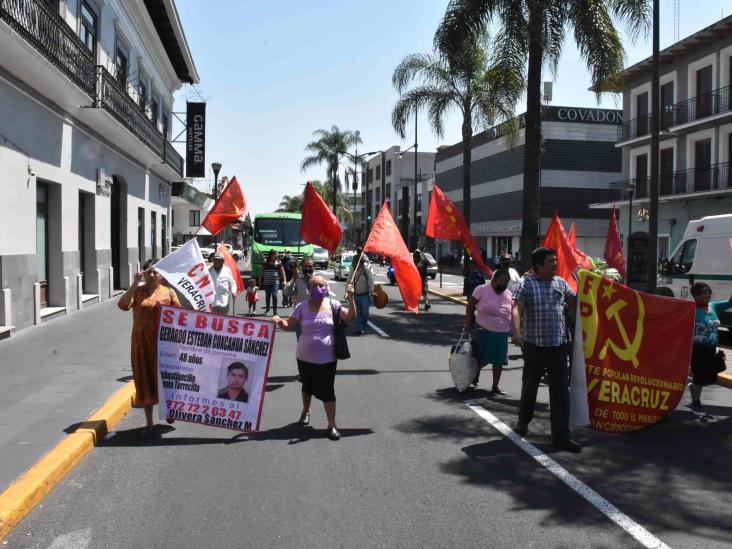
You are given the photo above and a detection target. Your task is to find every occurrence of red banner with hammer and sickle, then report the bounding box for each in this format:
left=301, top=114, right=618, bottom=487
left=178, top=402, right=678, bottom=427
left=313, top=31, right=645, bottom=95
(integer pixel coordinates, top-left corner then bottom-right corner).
left=573, top=270, right=695, bottom=432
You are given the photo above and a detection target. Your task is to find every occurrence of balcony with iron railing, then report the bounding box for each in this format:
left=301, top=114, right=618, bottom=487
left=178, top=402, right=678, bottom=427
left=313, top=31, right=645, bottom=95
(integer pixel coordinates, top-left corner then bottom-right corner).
left=0, top=0, right=96, bottom=95
left=672, top=86, right=731, bottom=127
left=0, top=0, right=184, bottom=177
left=612, top=162, right=729, bottom=202
left=617, top=109, right=674, bottom=142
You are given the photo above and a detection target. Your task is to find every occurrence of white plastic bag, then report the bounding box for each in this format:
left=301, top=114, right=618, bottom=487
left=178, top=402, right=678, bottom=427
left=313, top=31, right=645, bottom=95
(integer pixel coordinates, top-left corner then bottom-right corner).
left=449, top=331, right=478, bottom=392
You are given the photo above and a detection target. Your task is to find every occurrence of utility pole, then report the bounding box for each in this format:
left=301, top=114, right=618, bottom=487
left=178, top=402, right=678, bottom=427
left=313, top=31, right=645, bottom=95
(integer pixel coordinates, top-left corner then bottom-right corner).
left=413, top=108, right=418, bottom=250
left=646, top=0, right=660, bottom=292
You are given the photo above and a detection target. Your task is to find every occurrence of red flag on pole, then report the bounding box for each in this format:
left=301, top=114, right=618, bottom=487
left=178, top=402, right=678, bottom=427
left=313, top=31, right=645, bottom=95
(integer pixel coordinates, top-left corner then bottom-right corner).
left=566, top=221, right=592, bottom=270
left=217, top=242, right=244, bottom=296
left=604, top=207, right=627, bottom=278
left=425, top=184, right=492, bottom=276
left=300, top=181, right=342, bottom=256
left=542, top=212, right=582, bottom=292
left=568, top=223, right=577, bottom=247
left=363, top=203, right=422, bottom=313
left=202, top=176, right=247, bottom=236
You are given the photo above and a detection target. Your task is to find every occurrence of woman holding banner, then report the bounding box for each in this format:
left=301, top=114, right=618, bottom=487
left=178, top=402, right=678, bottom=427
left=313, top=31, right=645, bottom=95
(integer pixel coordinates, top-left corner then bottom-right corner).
left=688, top=283, right=732, bottom=417
left=273, top=275, right=355, bottom=441
left=118, top=259, right=181, bottom=437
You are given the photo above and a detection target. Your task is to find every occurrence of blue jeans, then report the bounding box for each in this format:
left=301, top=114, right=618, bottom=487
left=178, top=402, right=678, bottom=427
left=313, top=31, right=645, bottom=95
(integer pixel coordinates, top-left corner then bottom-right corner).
left=264, top=281, right=279, bottom=312
left=354, top=293, right=370, bottom=332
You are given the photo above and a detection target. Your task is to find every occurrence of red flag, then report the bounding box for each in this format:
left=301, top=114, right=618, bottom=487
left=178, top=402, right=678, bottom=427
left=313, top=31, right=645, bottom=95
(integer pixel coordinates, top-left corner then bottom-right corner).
left=300, top=181, right=342, bottom=256
left=363, top=204, right=422, bottom=313
left=604, top=207, right=627, bottom=278
left=568, top=223, right=576, bottom=246
left=217, top=243, right=244, bottom=296
left=425, top=184, right=492, bottom=276
left=566, top=221, right=593, bottom=270
left=542, top=212, right=582, bottom=292
left=202, top=176, right=247, bottom=236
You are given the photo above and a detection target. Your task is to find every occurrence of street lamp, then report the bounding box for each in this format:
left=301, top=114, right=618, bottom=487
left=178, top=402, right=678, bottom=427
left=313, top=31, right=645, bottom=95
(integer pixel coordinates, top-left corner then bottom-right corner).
left=337, top=147, right=379, bottom=236
left=211, top=162, right=222, bottom=248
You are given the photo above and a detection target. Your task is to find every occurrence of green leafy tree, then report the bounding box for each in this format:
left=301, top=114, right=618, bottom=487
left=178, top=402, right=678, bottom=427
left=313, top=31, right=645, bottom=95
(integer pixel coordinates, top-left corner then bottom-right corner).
left=301, top=126, right=362, bottom=215
left=434, top=0, right=650, bottom=268
left=276, top=194, right=304, bottom=213
left=391, top=33, right=520, bottom=237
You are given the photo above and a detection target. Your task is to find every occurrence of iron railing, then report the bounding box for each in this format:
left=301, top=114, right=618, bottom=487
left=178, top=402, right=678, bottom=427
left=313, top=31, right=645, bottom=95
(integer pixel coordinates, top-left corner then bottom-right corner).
left=163, top=140, right=183, bottom=176
left=611, top=163, right=730, bottom=201
left=0, top=0, right=95, bottom=95
left=618, top=110, right=675, bottom=142
left=672, top=86, right=731, bottom=126
left=94, top=66, right=165, bottom=158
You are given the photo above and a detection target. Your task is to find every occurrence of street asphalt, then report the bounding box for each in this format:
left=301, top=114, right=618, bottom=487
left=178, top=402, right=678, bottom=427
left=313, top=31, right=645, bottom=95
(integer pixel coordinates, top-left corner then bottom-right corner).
left=3, top=265, right=732, bottom=548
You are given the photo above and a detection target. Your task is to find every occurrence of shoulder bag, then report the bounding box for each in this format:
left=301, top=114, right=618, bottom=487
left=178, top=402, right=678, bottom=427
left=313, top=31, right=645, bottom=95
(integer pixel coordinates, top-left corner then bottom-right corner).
left=330, top=299, right=351, bottom=360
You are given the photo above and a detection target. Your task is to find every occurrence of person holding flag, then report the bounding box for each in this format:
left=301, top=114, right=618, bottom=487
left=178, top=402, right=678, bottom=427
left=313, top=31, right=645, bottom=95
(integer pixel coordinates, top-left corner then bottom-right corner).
left=209, top=251, right=236, bottom=315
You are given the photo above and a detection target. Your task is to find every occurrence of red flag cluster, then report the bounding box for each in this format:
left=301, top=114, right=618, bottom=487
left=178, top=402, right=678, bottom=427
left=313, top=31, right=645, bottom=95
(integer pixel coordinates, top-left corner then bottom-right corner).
left=300, top=181, right=342, bottom=256
left=604, top=207, right=627, bottom=278
left=542, top=212, right=592, bottom=293
left=202, top=176, right=247, bottom=235
left=364, top=204, right=422, bottom=313
left=425, top=185, right=492, bottom=276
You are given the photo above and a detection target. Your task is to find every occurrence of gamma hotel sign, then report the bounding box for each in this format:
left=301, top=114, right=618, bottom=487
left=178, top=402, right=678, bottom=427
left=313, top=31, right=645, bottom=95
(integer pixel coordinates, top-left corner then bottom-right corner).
left=186, top=102, right=206, bottom=178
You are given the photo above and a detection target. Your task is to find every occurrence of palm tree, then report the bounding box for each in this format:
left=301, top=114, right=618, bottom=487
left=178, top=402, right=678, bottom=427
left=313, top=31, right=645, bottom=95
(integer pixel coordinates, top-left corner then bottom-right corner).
left=310, top=179, right=353, bottom=222
left=276, top=194, right=303, bottom=213
left=434, top=0, right=650, bottom=268
left=391, top=33, right=520, bottom=242
left=301, top=126, right=362, bottom=215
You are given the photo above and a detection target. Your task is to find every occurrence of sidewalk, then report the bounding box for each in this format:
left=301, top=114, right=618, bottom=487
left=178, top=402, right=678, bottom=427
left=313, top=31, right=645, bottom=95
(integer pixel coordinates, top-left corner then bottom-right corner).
left=0, top=299, right=134, bottom=493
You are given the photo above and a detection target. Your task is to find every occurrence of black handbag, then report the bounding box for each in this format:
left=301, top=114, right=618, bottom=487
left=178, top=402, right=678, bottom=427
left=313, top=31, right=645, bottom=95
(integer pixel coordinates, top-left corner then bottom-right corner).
left=330, top=300, right=350, bottom=360
left=714, top=350, right=727, bottom=373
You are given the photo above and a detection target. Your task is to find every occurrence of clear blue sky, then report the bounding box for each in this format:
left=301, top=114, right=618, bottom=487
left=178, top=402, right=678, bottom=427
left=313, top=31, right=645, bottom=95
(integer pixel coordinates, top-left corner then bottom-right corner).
left=173, top=0, right=730, bottom=215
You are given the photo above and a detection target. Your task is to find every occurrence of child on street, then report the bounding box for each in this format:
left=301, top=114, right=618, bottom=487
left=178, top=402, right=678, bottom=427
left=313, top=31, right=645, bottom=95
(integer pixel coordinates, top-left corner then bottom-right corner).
left=246, top=279, right=259, bottom=315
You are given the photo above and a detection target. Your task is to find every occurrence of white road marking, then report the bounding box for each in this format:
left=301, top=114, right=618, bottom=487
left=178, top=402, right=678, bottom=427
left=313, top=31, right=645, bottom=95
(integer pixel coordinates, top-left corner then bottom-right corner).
left=367, top=320, right=389, bottom=338
left=464, top=402, right=672, bottom=549
left=46, top=529, right=92, bottom=549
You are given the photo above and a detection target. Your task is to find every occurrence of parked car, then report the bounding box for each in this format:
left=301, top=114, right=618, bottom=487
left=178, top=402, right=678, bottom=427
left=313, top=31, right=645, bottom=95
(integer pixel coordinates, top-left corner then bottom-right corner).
left=334, top=252, right=356, bottom=281
left=202, top=243, right=241, bottom=261
left=387, top=253, right=438, bottom=284
left=312, top=246, right=330, bottom=269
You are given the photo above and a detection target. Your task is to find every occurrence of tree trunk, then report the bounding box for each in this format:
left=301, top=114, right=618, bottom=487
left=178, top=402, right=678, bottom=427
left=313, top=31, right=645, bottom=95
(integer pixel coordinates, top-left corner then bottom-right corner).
left=331, top=164, right=338, bottom=216
left=462, top=115, right=473, bottom=263
left=519, top=0, right=545, bottom=272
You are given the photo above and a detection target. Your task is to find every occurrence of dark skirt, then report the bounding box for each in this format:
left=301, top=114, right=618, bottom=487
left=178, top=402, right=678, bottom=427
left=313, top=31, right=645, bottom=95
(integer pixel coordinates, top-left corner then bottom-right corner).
left=297, top=359, right=337, bottom=402
left=472, top=328, right=509, bottom=367
left=690, top=344, right=718, bottom=386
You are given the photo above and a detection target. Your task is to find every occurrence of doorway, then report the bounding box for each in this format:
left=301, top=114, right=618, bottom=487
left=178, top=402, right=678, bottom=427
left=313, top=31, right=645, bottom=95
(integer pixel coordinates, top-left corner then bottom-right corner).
left=150, top=211, right=157, bottom=260
left=111, top=180, right=121, bottom=288
left=696, top=65, right=713, bottom=119
left=694, top=139, right=712, bottom=191
left=138, top=208, right=145, bottom=265
left=36, top=183, right=50, bottom=307
left=660, top=148, right=674, bottom=195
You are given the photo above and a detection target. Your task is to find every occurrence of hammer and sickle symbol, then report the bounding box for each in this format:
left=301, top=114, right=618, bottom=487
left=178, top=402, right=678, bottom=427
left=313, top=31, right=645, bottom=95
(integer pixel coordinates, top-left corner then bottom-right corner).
left=598, top=293, right=645, bottom=368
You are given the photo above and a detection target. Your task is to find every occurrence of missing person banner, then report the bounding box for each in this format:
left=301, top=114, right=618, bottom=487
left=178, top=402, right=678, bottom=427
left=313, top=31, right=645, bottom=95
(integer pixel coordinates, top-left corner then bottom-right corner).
left=570, top=270, right=695, bottom=433
left=155, top=239, right=215, bottom=312
left=156, top=306, right=276, bottom=432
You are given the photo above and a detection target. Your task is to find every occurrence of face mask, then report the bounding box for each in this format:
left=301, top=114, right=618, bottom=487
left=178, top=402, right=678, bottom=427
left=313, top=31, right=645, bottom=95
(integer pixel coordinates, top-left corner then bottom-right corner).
left=310, top=286, right=328, bottom=300
left=493, top=284, right=508, bottom=294
left=303, top=268, right=314, bottom=276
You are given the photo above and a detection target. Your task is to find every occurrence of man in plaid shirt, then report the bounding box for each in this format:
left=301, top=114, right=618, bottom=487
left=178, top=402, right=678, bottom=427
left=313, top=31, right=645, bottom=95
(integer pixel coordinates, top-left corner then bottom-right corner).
left=511, top=247, right=581, bottom=453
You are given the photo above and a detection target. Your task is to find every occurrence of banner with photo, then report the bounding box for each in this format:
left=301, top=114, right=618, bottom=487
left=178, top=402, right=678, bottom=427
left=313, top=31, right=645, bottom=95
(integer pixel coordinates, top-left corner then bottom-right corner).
left=156, top=305, right=276, bottom=432
left=570, top=270, right=695, bottom=432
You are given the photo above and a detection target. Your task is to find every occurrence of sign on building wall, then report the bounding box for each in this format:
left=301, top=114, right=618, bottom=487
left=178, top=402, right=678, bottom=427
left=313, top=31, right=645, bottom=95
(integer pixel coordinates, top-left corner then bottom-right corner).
left=186, top=102, right=206, bottom=178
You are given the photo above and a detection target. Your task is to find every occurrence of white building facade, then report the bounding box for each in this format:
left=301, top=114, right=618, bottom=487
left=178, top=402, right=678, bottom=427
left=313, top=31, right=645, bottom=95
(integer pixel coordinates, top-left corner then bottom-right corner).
left=0, top=0, right=198, bottom=333
left=591, top=15, right=732, bottom=285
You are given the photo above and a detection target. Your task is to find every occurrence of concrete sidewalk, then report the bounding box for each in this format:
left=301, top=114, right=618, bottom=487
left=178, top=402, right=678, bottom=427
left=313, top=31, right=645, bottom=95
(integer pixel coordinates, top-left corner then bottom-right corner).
left=0, top=299, right=134, bottom=493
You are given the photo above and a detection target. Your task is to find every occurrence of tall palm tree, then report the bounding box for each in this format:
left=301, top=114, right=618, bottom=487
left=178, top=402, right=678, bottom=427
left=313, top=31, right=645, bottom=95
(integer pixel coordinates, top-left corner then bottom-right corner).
left=434, top=0, right=650, bottom=268
left=276, top=194, right=303, bottom=213
left=391, top=33, right=520, bottom=241
left=301, top=126, right=362, bottom=215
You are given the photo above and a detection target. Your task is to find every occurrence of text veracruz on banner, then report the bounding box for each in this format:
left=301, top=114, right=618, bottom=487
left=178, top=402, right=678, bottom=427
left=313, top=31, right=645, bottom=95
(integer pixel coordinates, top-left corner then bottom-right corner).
left=571, top=270, right=695, bottom=433
left=156, top=306, right=276, bottom=432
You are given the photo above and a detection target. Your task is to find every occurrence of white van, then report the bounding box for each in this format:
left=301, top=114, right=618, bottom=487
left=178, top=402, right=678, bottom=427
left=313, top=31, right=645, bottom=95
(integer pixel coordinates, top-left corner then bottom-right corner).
left=658, top=213, right=732, bottom=327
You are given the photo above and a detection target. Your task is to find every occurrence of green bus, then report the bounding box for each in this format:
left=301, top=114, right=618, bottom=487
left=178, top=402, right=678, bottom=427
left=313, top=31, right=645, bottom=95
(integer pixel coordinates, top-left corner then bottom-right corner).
left=251, top=212, right=314, bottom=279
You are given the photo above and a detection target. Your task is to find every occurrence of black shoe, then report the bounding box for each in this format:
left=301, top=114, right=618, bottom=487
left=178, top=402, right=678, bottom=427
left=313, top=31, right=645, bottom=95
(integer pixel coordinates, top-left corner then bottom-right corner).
left=166, top=418, right=176, bottom=424
left=328, top=427, right=341, bottom=441
left=298, top=412, right=310, bottom=426
left=491, top=385, right=507, bottom=396
left=514, top=423, right=528, bottom=436
left=552, top=438, right=582, bottom=453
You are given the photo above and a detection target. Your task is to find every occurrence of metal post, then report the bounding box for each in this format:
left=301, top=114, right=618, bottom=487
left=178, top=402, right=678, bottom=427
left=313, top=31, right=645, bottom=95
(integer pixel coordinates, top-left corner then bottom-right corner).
left=646, top=0, right=660, bottom=292
left=413, top=107, right=418, bottom=250
left=627, top=187, right=633, bottom=284
left=381, top=151, right=386, bottom=215
left=211, top=162, right=222, bottom=250
left=413, top=168, right=419, bottom=249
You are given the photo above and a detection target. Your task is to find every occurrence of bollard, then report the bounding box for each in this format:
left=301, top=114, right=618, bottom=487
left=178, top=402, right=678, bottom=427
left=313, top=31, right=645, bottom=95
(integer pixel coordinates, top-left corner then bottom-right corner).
left=33, top=282, right=41, bottom=325
left=439, top=265, right=443, bottom=289
left=63, top=276, right=70, bottom=315
left=76, top=273, right=83, bottom=310
left=96, top=269, right=102, bottom=302
left=108, top=266, right=114, bottom=298
left=1, top=288, right=11, bottom=327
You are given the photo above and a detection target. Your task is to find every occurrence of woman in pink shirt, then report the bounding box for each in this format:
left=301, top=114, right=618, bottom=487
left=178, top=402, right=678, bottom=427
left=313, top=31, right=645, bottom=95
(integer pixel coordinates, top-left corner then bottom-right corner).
left=273, top=275, right=355, bottom=440
left=464, top=268, right=519, bottom=395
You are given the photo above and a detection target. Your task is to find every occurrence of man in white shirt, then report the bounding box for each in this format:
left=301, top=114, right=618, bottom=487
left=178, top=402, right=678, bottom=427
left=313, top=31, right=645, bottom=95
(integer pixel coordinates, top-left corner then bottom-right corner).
left=209, top=252, right=235, bottom=315
left=496, top=253, right=521, bottom=294
left=349, top=248, right=374, bottom=335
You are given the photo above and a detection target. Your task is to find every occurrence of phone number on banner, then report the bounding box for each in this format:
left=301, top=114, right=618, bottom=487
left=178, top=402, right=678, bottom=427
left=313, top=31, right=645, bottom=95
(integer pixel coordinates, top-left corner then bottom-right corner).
left=166, top=400, right=251, bottom=430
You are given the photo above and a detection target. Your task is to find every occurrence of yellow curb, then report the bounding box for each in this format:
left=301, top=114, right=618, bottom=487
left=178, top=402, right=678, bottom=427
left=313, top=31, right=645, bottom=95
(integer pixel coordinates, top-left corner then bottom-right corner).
left=0, top=382, right=135, bottom=540
left=718, top=371, right=732, bottom=390
left=428, top=287, right=468, bottom=306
